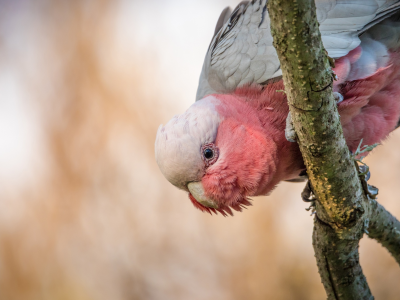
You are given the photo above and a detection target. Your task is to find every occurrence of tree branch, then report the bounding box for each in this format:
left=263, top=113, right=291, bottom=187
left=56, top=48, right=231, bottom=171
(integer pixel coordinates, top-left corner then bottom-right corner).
left=266, top=0, right=400, bottom=297
left=368, top=200, right=400, bottom=264
left=313, top=218, right=371, bottom=299
left=267, top=0, right=373, bottom=298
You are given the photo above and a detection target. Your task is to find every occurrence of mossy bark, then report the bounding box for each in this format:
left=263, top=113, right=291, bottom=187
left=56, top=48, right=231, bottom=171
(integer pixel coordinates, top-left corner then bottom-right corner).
left=267, top=0, right=374, bottom=299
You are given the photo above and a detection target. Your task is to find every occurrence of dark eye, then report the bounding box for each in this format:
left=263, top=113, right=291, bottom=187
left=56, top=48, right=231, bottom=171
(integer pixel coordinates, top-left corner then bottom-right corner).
left=203, top=148, right=214, bottom=159
left=201, top=143, right=219, bottom=166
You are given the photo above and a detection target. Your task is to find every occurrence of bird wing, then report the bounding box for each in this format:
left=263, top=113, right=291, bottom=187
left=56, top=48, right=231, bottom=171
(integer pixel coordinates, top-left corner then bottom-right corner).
left=196, top=0, right=400, bottom=100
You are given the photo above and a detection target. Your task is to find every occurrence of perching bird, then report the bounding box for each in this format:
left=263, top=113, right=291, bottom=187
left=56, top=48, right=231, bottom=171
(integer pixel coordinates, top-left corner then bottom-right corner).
left=155, top=0, right=400, bottom=216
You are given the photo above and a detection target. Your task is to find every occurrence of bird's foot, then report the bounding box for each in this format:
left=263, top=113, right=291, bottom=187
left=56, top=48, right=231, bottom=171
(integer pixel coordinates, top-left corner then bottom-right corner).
left=352, top=139, right=379, bottom=199
left=302, top=179, right=317, bottom=215
left=285, top=111, right=297, bottom=142
left=357, top=162, right=379, bottom=200
left=303, top=180, right=317, bottom=216
left=333, top=92, right=344, bottom=104
left=302, top=180, right=316, bottom=202
left=306, top=202, right=316, bottom=216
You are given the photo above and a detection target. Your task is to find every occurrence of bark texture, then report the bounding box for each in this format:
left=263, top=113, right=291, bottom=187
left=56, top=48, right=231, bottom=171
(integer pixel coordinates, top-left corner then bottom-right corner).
left=267, top=0, right=372, bottom=298
left=368, top=200, right=400, bottom=264
left=313, top=218, right=371, bottom=300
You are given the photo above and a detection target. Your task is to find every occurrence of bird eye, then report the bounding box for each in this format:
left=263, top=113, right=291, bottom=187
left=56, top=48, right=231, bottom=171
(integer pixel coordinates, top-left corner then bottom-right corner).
left=201, top=143, right=219, bottom=166
left=203, top=148, right=214, bottom=159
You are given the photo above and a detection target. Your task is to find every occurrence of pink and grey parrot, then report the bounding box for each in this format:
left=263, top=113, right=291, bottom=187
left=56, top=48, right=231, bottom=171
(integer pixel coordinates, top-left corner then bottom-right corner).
left=155, top=0, right=400, bottom=216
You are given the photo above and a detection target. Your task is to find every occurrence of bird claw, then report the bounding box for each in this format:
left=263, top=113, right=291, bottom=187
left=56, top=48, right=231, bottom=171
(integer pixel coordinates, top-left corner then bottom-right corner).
left=285, top=111, right=297, bottom=142
left=302, top=180, right=316, bottom=202
left=353, top=140, right=379, bottom=200
left=358, top=164, right=370, bottom=181
left=357, top=163, right=379, bottom=200
left=303, top=180, right=317, bottom=215
left=333, top=92, right=344, bottom=104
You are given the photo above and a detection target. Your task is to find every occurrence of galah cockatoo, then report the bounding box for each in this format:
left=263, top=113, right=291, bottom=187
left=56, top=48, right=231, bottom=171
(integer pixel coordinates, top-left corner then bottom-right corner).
left=155, top=0, right=400, bottom=216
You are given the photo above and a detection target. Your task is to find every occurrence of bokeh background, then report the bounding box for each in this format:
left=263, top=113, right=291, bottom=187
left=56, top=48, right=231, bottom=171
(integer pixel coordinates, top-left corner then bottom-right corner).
left=0, top=0, right=399, bottom=299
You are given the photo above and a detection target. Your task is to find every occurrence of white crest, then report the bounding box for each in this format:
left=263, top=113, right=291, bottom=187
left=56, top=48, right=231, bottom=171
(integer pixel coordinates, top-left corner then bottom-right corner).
left=155, top=96, right=221, bottom=190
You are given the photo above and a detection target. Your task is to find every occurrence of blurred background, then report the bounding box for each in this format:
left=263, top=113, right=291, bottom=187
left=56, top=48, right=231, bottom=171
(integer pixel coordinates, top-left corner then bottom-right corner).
left=0, top=0, right=399, bottom=299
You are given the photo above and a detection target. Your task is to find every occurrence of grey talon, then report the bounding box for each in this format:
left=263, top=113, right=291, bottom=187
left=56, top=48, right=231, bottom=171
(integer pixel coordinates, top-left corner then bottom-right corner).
left=285, top=111, right=297, bottom=142
left=302, top=180, right=316, bottom=202
left=333, top=92, right=344, bottom=104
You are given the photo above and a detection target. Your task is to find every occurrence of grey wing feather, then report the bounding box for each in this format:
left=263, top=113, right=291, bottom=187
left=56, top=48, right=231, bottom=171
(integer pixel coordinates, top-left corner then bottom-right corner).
left=196, top=0, right=400, bottom=101
left=196, top=0, right=278, bottom=100
left=213, top=7, right=233, bottom=38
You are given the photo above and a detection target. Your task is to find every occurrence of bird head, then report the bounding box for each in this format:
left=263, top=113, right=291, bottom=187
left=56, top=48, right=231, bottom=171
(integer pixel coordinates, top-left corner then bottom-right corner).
left=155, top=95, right=278, bottom=216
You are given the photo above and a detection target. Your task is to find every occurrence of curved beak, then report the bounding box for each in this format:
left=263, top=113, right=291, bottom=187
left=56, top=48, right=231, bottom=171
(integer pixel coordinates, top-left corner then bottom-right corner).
left=187, top=182, right=218, bottom=209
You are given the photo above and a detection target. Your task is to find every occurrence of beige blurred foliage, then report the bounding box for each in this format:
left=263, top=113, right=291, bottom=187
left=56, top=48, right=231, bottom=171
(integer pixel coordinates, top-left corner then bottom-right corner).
left=0, top=1, right=399, bottom=300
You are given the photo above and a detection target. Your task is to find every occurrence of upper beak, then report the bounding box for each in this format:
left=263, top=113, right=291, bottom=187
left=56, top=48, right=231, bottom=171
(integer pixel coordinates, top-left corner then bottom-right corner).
left=187, top=182, right=218, bottom=209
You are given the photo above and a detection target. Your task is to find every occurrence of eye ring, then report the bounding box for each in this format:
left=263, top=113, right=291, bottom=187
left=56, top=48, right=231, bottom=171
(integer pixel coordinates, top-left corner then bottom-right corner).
left=201, top=143, right=219, bottom=167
